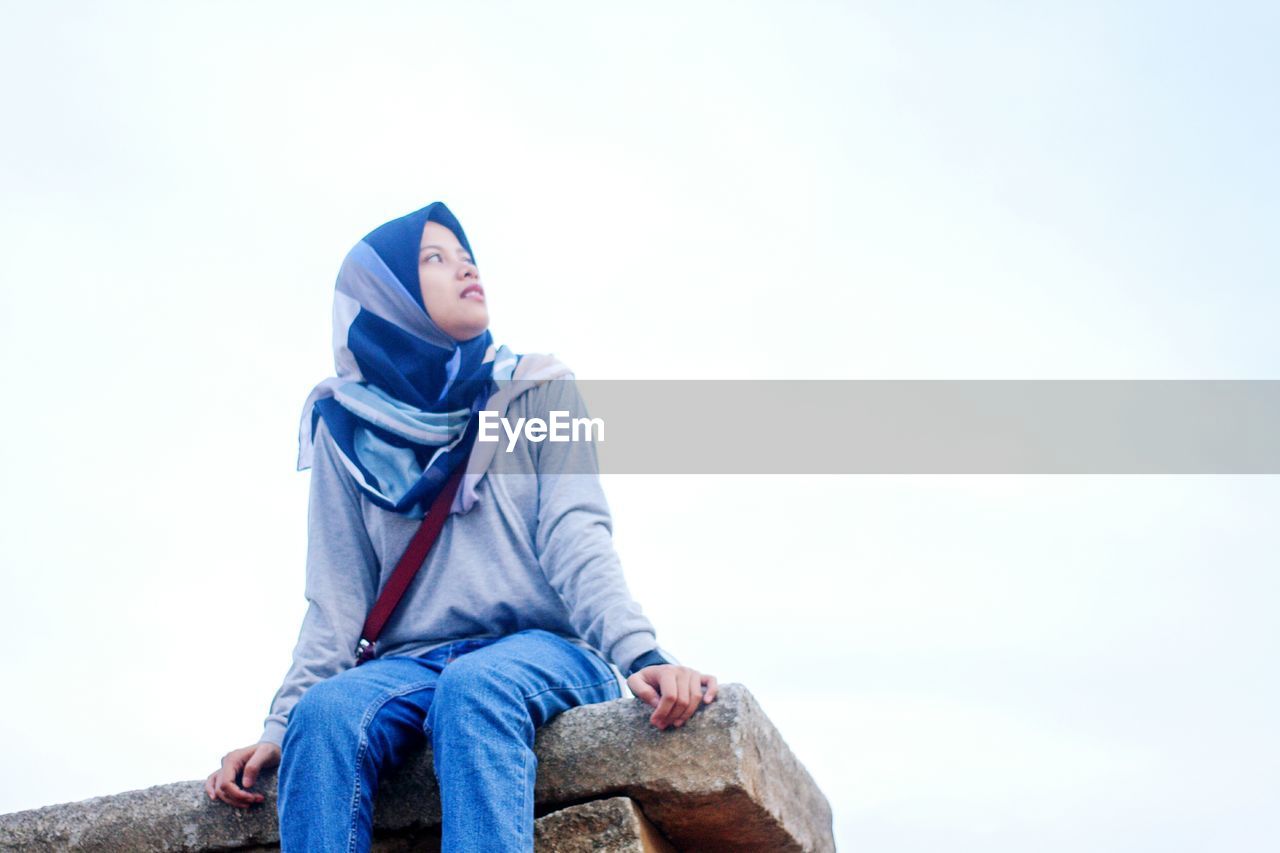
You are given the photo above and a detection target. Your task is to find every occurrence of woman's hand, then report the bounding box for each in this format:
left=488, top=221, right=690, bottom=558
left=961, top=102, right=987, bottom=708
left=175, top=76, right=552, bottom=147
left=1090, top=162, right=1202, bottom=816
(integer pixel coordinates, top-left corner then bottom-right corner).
left=205, top=742, right=281, bottom=809
left=626, top=664, right=718, bottom=730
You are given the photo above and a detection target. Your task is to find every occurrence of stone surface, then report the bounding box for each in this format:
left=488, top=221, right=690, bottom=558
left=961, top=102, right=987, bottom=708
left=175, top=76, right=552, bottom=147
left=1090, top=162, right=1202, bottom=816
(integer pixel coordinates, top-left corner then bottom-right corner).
left=533, top=797, right=677, bottom=853
left=236, top=797, right=675, bottom=852
left=0, top=682, right=834, bottom=852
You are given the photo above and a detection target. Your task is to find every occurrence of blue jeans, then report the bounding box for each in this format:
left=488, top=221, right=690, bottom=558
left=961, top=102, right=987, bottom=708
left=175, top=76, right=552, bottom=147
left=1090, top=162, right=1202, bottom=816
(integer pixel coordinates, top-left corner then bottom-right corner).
left=277, top=628, right=624, bottom=852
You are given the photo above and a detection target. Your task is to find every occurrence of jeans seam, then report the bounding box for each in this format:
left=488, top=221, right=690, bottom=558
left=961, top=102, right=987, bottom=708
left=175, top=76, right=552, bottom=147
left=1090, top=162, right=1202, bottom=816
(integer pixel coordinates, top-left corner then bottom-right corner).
left=521, top=676, right=619, bottom=702
left=348, top=735, right=365, bottom=853
left=346, top=679, right=441, bottom=853
left=518, top=746, right=529, bottom=850
left=580, top=649, right=615, bottom=684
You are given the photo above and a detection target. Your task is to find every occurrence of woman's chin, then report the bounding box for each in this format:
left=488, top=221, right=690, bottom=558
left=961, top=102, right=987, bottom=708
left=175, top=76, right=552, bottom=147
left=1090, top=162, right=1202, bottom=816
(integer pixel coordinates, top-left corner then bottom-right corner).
left=451, top=322, right=490, bottom=343
left=439, top=305, right=490, bottom=342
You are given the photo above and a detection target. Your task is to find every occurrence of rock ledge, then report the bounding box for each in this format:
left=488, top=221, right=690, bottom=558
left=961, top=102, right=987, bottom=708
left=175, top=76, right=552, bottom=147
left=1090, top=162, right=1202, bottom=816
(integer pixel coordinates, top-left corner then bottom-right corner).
left=0, top=683, right=833, bottom=852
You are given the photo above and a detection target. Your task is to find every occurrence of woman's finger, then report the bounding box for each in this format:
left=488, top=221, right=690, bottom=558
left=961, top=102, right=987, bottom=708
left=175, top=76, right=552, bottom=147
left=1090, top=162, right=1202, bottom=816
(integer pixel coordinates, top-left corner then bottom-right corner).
left=688, top=670, right=707, bottom=723
left=685, top=671, right=704, bottom=723
left=673, top=669, right=694, bottom=726
left=212, top=768, right=228, bottom=803
left=702, top=674, right=718, bottom=703
left=243, top=749, right=266, bottom=793
left=217, top=753, right=256, bottom=808
left=217, top=777, right=254, bottom=808
left=666, top=668, right=688, bottom=727
left=651, top=667, right=679, bottom=728
left=628, top=671, right=660, bottom=707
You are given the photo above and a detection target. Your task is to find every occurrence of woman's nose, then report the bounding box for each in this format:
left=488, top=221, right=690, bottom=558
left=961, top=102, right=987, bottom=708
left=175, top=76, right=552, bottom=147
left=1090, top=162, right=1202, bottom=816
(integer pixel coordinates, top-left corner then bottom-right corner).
left=459, top=261, right=478, bottom=278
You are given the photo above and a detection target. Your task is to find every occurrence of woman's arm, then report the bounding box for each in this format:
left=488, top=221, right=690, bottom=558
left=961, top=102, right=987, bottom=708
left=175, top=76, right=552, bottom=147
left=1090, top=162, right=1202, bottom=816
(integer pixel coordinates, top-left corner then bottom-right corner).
left=209, top=418, right=379, bottom=808
left=530, top=376, right=716, bottom=728
left=259, top=417, right=380, bottom=748
left=530, top=377, right=680, bottom=676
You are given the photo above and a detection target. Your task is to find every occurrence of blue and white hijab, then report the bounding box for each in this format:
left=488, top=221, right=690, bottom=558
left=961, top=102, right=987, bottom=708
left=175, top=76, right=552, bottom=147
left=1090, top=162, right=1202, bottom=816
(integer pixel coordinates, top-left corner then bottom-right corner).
left=297, top=201, right=571, bottom=518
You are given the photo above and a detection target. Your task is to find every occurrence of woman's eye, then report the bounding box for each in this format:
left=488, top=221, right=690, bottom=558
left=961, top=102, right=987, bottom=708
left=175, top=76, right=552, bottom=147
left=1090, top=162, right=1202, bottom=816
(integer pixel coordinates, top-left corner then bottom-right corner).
left=422, top=252, right=473, bottom=265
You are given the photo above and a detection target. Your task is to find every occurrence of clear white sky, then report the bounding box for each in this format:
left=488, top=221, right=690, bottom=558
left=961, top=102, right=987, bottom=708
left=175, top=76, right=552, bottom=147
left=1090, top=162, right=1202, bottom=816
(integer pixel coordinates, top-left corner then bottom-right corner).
left=2, top=2, right=1278, bottom=850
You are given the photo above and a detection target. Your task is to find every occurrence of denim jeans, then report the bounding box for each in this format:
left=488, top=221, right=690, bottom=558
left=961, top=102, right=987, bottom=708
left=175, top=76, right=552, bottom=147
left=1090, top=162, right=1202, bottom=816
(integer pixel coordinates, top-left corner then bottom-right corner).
left=277, top=628, right=624, bottom=852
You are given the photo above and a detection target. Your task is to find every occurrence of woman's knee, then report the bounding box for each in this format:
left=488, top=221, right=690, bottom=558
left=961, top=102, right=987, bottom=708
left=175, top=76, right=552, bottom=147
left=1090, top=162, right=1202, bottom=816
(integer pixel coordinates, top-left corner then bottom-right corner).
left=435, top=654, right=523, bottom=705
left=428, top=656, right=529, bottom=736
left=286, top=673, right=367, bottom=738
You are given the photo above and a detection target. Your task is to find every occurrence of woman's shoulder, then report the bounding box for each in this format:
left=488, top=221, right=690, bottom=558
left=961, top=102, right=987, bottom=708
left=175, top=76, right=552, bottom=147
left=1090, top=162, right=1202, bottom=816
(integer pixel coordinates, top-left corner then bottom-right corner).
left=311, top=414, right=340, bottom=459
left=512, top=354, right=587, bottom=412
left=308, top=415, right=363, bottom=495
left=507, top=352, right=578, bottom=411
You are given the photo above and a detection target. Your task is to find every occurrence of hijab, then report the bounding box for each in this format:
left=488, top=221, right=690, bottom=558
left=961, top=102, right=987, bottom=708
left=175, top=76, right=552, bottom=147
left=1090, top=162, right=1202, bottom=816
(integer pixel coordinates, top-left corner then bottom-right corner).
left=296, top=201, right=571, bottom=518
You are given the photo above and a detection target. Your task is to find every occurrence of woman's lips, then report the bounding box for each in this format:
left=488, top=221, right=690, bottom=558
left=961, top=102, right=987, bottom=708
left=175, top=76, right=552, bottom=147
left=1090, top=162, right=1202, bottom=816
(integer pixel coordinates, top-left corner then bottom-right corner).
left=460, top=284, right=485, bottom=301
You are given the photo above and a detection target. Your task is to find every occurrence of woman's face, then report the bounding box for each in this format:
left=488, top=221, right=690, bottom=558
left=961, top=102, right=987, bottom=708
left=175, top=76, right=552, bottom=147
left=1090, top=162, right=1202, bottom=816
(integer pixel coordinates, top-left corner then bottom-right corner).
left=418, top=220, right=488, bottom=341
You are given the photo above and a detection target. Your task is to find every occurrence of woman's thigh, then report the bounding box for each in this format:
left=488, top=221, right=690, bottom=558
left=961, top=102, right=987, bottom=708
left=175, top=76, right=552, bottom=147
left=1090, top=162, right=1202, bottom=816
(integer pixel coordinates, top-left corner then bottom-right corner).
left=428, top=629, right=622, bottom=732
left=284, top=655, right=444, bottom=768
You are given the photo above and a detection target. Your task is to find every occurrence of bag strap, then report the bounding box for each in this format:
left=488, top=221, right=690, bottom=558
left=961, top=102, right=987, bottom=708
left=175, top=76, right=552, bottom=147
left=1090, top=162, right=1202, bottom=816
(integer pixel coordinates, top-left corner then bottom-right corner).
left=354, top=456, right=469, bottom=666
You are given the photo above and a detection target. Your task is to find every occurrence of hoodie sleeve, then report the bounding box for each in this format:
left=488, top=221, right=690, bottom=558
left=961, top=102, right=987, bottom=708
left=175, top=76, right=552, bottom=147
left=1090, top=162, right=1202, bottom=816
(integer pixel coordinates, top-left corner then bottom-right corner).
left=259, top=417, right=380, bottom=748
left=531, top=377, right=680, bottom=677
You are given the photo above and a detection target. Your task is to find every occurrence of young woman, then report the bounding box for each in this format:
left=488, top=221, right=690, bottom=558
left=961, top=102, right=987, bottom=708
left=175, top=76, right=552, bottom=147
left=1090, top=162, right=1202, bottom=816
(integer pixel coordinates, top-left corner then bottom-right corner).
left=204, top=201, right=717, bottom=852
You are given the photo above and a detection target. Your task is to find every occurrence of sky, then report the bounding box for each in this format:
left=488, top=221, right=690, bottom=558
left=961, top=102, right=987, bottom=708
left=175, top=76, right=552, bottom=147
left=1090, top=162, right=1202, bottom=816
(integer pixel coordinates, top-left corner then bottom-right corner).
left=1, top=2, right=1278, bottom=850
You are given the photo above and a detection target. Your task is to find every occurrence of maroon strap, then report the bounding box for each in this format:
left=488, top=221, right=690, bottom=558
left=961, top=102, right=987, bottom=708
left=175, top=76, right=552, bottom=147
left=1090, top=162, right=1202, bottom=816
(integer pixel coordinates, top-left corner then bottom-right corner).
left=354, top=457, right=469, bottom=666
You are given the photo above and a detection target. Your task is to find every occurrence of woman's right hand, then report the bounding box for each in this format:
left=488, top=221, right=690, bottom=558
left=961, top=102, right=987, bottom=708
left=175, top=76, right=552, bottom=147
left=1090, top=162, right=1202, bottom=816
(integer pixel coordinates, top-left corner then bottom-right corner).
left=205, top=742, right=281, bottom=808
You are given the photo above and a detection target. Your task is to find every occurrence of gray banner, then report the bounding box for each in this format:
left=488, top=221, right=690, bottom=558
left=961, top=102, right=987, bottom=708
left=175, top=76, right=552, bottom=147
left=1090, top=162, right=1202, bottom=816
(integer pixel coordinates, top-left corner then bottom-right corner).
left=480, top=380, right=1280, bottom=474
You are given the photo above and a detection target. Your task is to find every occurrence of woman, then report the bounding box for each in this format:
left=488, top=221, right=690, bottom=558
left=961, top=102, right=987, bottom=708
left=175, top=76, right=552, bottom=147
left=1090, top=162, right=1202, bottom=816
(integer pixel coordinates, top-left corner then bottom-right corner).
left=204, top=201, right=717, bottom=852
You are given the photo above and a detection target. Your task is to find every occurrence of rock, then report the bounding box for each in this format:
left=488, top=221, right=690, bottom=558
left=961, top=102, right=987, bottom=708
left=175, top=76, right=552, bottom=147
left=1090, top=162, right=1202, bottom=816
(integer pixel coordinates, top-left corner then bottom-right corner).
left=0, top=683, right=833, bottom=851
left=235, top=796, right=676, bottom=852
left=533, top=797, right=677, bottom=853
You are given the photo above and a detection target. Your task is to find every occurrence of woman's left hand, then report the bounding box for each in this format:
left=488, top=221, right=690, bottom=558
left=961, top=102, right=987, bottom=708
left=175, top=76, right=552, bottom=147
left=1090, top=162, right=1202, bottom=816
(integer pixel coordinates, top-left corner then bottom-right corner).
left=626, top=664, right=718, bottom=730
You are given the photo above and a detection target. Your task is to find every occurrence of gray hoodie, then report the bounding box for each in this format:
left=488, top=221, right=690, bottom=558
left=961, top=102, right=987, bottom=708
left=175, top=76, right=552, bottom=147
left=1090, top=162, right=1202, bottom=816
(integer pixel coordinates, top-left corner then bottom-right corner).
left=260, top=376, right=677, bottom=747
